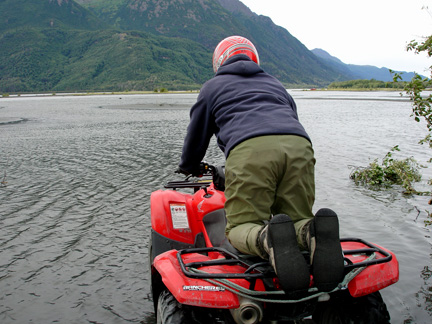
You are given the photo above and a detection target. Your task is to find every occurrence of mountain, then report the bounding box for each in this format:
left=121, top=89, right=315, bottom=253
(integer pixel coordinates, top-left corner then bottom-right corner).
left=312, top=48, right=418, bottom=82
left=0, top=27, right=213, bottom=92
left=0, top=0, right=105, bottom=31
left=76, top=0, right=247, bottom=48
left=0, top=0, right=416, bottom=93
left=76, top=0, right=351, bottom=85
left=0, top=0, right=215, bottom=92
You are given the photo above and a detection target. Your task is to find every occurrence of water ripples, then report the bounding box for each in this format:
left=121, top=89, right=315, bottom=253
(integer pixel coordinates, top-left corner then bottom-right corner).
left=1, top=92, right=431, bottom=323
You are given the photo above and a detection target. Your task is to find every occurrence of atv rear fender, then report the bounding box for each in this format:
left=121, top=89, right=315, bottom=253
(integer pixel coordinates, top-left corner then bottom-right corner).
left=154, top=249, right=243, bottom=308
left=343, top=240, right=399, bottom=297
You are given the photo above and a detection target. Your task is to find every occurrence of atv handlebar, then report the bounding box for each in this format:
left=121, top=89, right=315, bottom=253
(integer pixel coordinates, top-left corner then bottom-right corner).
left=196, top=162, right=218, bottom=178
left=168, top=162, right=225, bottom=191
left=176, top=162, right=215, bottom=178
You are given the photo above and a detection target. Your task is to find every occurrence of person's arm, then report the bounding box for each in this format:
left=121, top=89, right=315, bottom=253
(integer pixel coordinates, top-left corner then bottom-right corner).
left=179, top=93, right=215, bottom=175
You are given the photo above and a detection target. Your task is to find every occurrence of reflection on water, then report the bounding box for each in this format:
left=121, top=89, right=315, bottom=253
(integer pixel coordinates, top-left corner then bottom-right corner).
left=0, top=91, right=431, bottom=323
left=419, top=266, right=432, bottom=315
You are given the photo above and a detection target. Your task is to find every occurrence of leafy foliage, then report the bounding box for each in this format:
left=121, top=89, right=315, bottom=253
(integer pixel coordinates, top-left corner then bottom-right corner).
left=350, top=146, right=422, bottom=194
left=349, top=33, right=432, bottom=225
left=392, top=34, right=432, bottom=222
left=393, top=36, right=432, bottom=154
left=392, top=38, right=432, bottom=162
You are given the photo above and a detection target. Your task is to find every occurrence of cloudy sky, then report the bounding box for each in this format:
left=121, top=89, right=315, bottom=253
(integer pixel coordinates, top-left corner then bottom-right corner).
left=240, top=0, right=431, bottom=74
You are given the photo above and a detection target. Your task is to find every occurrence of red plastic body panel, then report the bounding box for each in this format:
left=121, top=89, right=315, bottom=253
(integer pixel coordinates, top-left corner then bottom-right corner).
left=155, top=250, right=255, bottom=308
left=151, top=189, right=195, bottom=244
left=342, top=241, right=399, bottom=297
left=151, top=184, right=226, bottom=246
left=151, top=184, right=399, bottom=305
left=155, top=243, right=399, bottom=306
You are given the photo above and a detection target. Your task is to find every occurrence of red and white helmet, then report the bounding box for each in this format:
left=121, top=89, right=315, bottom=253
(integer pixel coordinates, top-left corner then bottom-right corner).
left=212, top=36, right=260, bottom=73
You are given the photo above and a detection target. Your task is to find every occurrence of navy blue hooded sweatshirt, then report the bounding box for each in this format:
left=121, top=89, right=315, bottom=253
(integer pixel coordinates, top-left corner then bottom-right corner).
left=179, top=55, right=311, bottom=175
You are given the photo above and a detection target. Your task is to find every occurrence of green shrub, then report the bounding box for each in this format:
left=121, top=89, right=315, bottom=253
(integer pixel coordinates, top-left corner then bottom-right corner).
left=350, top=146, right=422, bottom=194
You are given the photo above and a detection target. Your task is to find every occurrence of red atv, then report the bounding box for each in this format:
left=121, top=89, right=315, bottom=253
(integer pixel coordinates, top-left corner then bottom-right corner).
left=149, top=163, right=399, bottom=323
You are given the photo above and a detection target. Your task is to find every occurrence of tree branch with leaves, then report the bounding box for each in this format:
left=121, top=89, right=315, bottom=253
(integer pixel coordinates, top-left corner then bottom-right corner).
left=390, top=34, right=432, bottom=222
left=392, top=35, right=432, bottom=162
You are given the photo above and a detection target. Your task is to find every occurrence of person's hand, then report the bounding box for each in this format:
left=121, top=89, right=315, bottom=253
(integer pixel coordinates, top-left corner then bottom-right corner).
left=175, top=167, right=190, bottom=176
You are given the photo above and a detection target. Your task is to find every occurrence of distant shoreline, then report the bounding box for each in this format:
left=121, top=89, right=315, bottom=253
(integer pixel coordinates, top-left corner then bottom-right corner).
left=0, top=90, right=201, bottom=99
left=0, top=88, right=411, bottom=99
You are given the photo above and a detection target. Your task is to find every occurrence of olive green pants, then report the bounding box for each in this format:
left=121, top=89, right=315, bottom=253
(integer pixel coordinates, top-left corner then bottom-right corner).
left=225, top=135, right=315, bottom=257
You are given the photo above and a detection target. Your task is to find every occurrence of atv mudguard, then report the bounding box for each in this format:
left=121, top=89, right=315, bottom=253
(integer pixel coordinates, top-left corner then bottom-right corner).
left=153, top=250, right=245, bottom=308
left=342, top=240, right=399, bottom=297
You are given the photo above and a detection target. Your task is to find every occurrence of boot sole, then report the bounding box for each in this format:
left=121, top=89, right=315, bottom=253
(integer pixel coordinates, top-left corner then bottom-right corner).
left=312, top=208, right=345, bottom=291
left=269, top=214, right=310, bottom=298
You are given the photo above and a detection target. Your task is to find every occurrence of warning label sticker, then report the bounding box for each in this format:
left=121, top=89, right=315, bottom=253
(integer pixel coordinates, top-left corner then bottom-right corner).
left=170, top=204, right=189, bottom=229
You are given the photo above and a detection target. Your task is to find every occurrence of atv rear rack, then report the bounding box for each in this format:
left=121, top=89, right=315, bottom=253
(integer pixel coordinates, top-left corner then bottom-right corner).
left=341, top=237, right=392, bottom=270
left=177, top=238, right=392, bottom=280
left=177, top=247, right=272, bottom=280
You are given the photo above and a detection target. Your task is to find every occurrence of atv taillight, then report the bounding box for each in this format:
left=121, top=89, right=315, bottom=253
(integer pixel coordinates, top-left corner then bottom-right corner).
left=272, top=277, right=281, bottom=290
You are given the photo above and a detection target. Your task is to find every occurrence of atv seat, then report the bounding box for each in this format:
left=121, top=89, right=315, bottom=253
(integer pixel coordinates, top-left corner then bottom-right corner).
left=202, top=209, right=269, bottom=265
left=202, top=208, right=239, bottom=254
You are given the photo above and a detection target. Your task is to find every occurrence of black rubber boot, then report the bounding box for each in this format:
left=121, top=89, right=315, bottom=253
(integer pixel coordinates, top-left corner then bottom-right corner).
left=267, top=214, right=310, bottom=298
left=310, top=208, right=345, bottom=291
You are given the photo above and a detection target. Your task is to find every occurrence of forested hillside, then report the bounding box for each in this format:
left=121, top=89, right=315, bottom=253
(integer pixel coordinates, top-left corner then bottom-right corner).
left=0, top=0, right=408, bottom=93
left=77, top=0, right=352, bottom=85
left=0, top=27, right=213, bottom=92
left=0, top=0, right=216, bottom=92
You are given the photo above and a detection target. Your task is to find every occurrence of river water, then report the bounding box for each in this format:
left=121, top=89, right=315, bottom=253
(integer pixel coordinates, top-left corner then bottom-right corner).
left=0, top=91, right=431, bottom=323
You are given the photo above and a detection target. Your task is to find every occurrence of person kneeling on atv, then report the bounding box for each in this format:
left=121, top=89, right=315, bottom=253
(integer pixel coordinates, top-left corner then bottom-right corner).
left=178, top=35, right=345, bottom=298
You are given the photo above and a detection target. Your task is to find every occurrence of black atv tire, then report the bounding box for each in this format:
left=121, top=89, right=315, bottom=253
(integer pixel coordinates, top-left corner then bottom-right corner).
left=156, top=289, right=235, bottom=324
left=312, top=291, right=390, bottom=324
left=157, top=290, right=191, bottom=324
